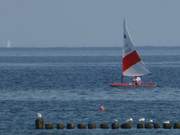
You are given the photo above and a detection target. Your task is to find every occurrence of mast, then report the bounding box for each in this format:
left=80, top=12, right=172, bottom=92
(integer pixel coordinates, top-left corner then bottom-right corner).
left=121, top=66, right=124, bottom=82
left=121, top=48, right=124, bottom=83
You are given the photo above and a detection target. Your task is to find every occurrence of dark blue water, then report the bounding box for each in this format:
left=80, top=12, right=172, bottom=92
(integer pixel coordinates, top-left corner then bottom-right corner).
left=0, top=47, right=180, bottom=135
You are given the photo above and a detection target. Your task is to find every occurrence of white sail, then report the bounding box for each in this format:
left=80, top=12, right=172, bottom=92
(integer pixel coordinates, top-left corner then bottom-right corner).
left=122, top=20, right=150, bottom=77
left=7, top=40, right=11, bottom=48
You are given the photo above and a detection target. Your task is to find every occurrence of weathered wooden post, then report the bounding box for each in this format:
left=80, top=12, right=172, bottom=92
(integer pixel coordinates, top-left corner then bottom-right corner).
left=67, top=122, right=76, bottom=129
left=100, top=122, right=109, bottom=129
left=153, top=122, right=161, bottom=128
left=121, top=118, right=133, bottom=129
left=112, top=119, right=120, bottom=129
left=163, top=121, right=172, bottom=129
left=57, top=122, right=65, bottom=129
left=174, top=122, right=180, bottom=129
left=145, top=119, right=154, bottom=129
left=88, top=122, right=96, bottom=129
left=35, top=113, right=44, bottom=129
left=45, top=123, right=54, bottom=129
left=77, top=123, right=87, bottom=129
left=137, top=118, right=145, bottom=128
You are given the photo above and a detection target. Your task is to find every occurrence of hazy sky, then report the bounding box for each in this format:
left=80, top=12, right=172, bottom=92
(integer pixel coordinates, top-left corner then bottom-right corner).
left=0, top=0, right=180, bottom=47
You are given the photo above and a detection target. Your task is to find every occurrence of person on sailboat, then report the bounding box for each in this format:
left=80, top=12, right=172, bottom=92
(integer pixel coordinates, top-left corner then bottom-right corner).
left=132, top=77, right=137, bottom=84
left=132, top=76, right=142, bottom=86
left=136, top=76, right=142, bottom=85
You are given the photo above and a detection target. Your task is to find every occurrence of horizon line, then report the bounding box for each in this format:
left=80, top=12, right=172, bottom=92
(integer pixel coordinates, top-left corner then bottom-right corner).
left=0, top=45, right=179, bottom=48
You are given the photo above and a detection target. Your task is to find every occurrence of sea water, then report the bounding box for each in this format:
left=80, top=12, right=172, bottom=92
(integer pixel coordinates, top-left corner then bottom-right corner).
left=0, top=47, right=180, bottom=135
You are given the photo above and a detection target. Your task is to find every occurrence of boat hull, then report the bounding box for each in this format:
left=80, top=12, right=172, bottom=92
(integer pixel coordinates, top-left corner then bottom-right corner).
left=111, top=82, right=157, bottom=88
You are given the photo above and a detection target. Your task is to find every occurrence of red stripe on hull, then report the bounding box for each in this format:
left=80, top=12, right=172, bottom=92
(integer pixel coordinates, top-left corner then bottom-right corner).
left=111, top=82, right=157, bottom=88
left=123, top=51, right=141, bottom=72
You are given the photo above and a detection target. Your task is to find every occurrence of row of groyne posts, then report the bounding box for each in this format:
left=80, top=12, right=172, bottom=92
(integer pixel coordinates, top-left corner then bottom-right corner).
left=35, top=113, right=180, bottom=129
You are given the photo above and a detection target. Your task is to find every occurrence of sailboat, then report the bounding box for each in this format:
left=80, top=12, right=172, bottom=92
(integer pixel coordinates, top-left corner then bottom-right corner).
left=7, top=40, right=11, bottom=48
left=111, top=20, right=157, bottom=88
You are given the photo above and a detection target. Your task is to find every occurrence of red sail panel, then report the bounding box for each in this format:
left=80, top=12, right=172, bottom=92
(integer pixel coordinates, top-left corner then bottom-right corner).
left=123, top=50, right=141, bottom=72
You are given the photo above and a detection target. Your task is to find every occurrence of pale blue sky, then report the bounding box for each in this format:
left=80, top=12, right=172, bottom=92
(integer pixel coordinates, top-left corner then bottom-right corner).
left=0, top=0, right=180, bottom=47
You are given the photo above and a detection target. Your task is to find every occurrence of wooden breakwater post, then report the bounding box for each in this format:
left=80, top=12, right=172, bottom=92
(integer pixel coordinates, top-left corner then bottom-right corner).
left=111, top=119, right=120, bottom=129
left=35, top=113, right=44, bottom=129
left=67, top=122, right=76, bottom=129
left=88, top=122, right=97, bottom=129
left=145, top=119, right=154, bottom=129
left=137, top=118, right=145, bottom=128
left=121, top=118, right=133, bottom=129
left=56, top=122, right=65, bottom=129
left=163, top=121, right=172, bottom=129
left=100, top=122, right=109, bottom=129
left=77, top=123, right=87, bottom=129
left=45, top=123, right=54, bottom=129
left=174, top=122, right=180, bottom=129
left=153, top=122, right=161, bottom=128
